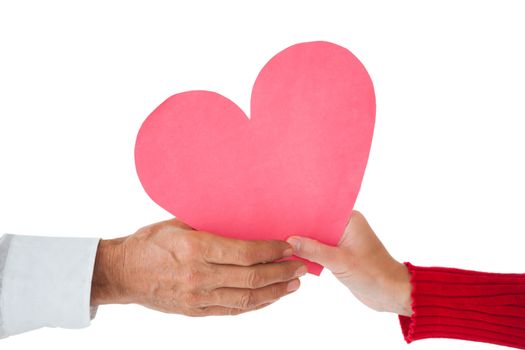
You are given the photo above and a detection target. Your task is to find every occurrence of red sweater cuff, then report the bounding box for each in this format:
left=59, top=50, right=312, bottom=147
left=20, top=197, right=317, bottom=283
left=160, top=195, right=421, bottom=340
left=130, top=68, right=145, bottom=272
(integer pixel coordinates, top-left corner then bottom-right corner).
left=399, top=262, right=525, bottom=349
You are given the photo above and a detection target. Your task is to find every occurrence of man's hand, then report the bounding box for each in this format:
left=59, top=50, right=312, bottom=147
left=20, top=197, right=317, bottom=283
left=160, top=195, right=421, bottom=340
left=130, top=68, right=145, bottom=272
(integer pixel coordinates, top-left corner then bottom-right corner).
left=91, top=218, right=307, bottom=316
left=287, top=211, right=412, bottom=316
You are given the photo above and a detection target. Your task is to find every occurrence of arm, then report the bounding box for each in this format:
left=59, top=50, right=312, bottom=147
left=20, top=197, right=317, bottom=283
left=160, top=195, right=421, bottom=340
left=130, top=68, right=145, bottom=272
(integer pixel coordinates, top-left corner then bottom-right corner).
left=0, top=217, right=306, bottom=338
left=0, top=233, right=99, bottom=338
left=398, top=263, right=525, bottom=349
left=288, top=211, right=525, bottom=349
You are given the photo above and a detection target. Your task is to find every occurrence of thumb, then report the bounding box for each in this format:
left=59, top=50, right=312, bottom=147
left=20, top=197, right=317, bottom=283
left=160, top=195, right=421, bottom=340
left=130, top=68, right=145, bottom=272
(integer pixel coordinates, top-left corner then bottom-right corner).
left=287, top=236, right=344, bottom=272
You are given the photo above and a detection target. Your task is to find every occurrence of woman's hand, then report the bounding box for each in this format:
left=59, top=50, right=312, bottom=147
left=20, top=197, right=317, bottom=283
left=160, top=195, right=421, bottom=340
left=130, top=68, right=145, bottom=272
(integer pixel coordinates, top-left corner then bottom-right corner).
left=287, top=211, right=412, bottom=316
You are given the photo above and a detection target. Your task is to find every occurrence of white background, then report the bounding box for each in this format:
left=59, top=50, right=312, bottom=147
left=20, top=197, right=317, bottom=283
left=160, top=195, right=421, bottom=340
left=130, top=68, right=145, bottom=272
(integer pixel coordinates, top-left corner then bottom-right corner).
left=1, top=1, right=524, bottom=349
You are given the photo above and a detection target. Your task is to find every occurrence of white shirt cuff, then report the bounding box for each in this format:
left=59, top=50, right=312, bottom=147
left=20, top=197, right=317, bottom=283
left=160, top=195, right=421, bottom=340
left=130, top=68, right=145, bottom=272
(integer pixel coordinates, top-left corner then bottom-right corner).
left=0, top=234, right=100, bottom=338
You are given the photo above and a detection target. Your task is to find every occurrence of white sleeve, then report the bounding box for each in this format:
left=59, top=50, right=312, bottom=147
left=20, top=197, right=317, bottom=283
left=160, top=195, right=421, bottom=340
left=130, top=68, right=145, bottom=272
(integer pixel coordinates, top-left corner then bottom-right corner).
left=0, top=234, right=100, bottom=338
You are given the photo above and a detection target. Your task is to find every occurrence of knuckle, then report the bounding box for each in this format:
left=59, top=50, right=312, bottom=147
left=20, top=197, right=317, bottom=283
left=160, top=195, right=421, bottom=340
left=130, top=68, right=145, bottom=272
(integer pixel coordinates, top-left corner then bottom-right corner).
left=177, top=234, right=202, bottom=258
left=179, top=266, right=204, bottom=290
left=239, top=291, right=256, bottom=309
left=269, top=240, right=285, bottom=253
left=251, top=241, right=278, bottom=263
left=181, top=292, right=201, bottom=308
left=241, top=251, right=256, bottom=265
left=309, top=241, right=322, bottom=255
left=349, top=210, right=366, bottom=227
left=184, top=308, right=202, bottom=317
left=246, top=269, right=264, bottom=288
left=282, top=264, right=297, bottom=280
left=235, top=243, right=254, bottom=264
left=271, top=284, right=286, bottom=299
left=201, top=242, right=215, bottom=261
left=228, top=308, right=243, bottom=316
left=195, top=306, right=211, bottom=316
left=153, top=220, right=180, bottom=236
left=352, top=210, right=363, bottom=219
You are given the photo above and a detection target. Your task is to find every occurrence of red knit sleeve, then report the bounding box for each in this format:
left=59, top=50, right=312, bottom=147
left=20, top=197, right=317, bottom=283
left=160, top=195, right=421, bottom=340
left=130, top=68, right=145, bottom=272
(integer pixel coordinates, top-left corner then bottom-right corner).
left=399, top=262, right=525, bottom=349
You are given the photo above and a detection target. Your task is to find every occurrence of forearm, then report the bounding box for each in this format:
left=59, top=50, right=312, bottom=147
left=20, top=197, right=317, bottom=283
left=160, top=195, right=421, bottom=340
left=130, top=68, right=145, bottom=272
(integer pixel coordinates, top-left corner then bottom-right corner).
left=398, top=263, right=525, bottom=349
left=0, top=234, right=99, bottom=338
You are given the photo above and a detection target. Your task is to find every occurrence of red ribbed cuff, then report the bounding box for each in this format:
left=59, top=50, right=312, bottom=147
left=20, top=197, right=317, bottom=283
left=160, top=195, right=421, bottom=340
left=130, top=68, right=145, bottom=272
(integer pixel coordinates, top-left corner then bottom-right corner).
left=399, top=262, right=525, bottom=349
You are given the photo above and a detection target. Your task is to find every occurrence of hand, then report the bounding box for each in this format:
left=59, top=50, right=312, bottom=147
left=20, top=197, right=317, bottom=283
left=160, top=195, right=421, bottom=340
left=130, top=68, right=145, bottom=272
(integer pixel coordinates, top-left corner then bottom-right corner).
left=91, top=218, right=307, bottom=316
left=287, top=211, right=412, bottom=316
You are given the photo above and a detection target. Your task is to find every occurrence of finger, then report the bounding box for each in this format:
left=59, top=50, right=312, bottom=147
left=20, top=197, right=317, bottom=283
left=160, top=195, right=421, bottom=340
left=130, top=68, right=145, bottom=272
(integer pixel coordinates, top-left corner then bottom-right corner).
left=213, top=260, right=307, bottom=289
left=202, top=234, right=293, bottom=266
left=188, top=302, right=273, bottom=317
left=206, top=279, right=300, bottom=309
left=287, top=236, right=345, bottom=272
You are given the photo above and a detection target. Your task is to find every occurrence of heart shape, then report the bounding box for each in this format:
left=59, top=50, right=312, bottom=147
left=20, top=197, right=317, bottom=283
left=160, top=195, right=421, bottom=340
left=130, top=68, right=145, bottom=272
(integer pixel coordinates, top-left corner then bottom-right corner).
left=135, top=41, right=375, bottom=274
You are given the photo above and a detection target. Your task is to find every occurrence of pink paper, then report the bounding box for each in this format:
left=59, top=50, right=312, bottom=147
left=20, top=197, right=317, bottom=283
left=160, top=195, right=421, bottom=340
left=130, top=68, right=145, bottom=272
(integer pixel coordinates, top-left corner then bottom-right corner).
left=135, top=41, right=375, bottom=274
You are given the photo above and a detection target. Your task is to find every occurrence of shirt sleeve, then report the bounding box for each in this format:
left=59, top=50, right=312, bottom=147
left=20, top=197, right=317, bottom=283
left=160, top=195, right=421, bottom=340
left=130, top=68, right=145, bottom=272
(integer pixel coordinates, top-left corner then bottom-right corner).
left=399, top=262, right=525, bottom=349
left=0, top=233, right=100, bottom=338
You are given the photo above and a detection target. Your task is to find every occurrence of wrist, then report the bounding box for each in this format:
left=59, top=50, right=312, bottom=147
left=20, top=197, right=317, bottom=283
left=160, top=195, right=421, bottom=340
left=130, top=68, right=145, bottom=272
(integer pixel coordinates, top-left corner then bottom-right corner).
left=90, top=238, right=127, bottom=305
left=389, top=262, right=413, bottom=316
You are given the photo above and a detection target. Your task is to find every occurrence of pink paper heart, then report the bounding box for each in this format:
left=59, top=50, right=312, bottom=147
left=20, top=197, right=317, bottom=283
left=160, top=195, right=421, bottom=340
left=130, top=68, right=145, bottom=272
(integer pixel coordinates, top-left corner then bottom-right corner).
left=135, top=41, right=375, bottom=274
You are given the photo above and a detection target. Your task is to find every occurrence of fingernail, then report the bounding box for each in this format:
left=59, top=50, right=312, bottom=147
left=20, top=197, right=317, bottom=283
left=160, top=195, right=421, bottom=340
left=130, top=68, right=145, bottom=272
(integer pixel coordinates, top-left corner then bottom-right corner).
left=287, top=279, right=300, bottom=292
left=283, top=248, right=293, bottom=257
left=294, top=265, right=308, bottom=277
left=286, top=237, right=301, bottom=252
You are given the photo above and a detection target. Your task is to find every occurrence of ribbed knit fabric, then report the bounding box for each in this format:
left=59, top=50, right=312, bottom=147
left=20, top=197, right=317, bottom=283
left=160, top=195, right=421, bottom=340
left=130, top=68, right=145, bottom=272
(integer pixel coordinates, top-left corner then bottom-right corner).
left=399, top=262, right=525, bottom=349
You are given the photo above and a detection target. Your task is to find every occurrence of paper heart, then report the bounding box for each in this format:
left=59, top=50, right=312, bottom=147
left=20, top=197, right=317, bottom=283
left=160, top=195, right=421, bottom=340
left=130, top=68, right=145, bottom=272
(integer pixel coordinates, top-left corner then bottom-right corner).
left=135, top=41, right=375, bottom=274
